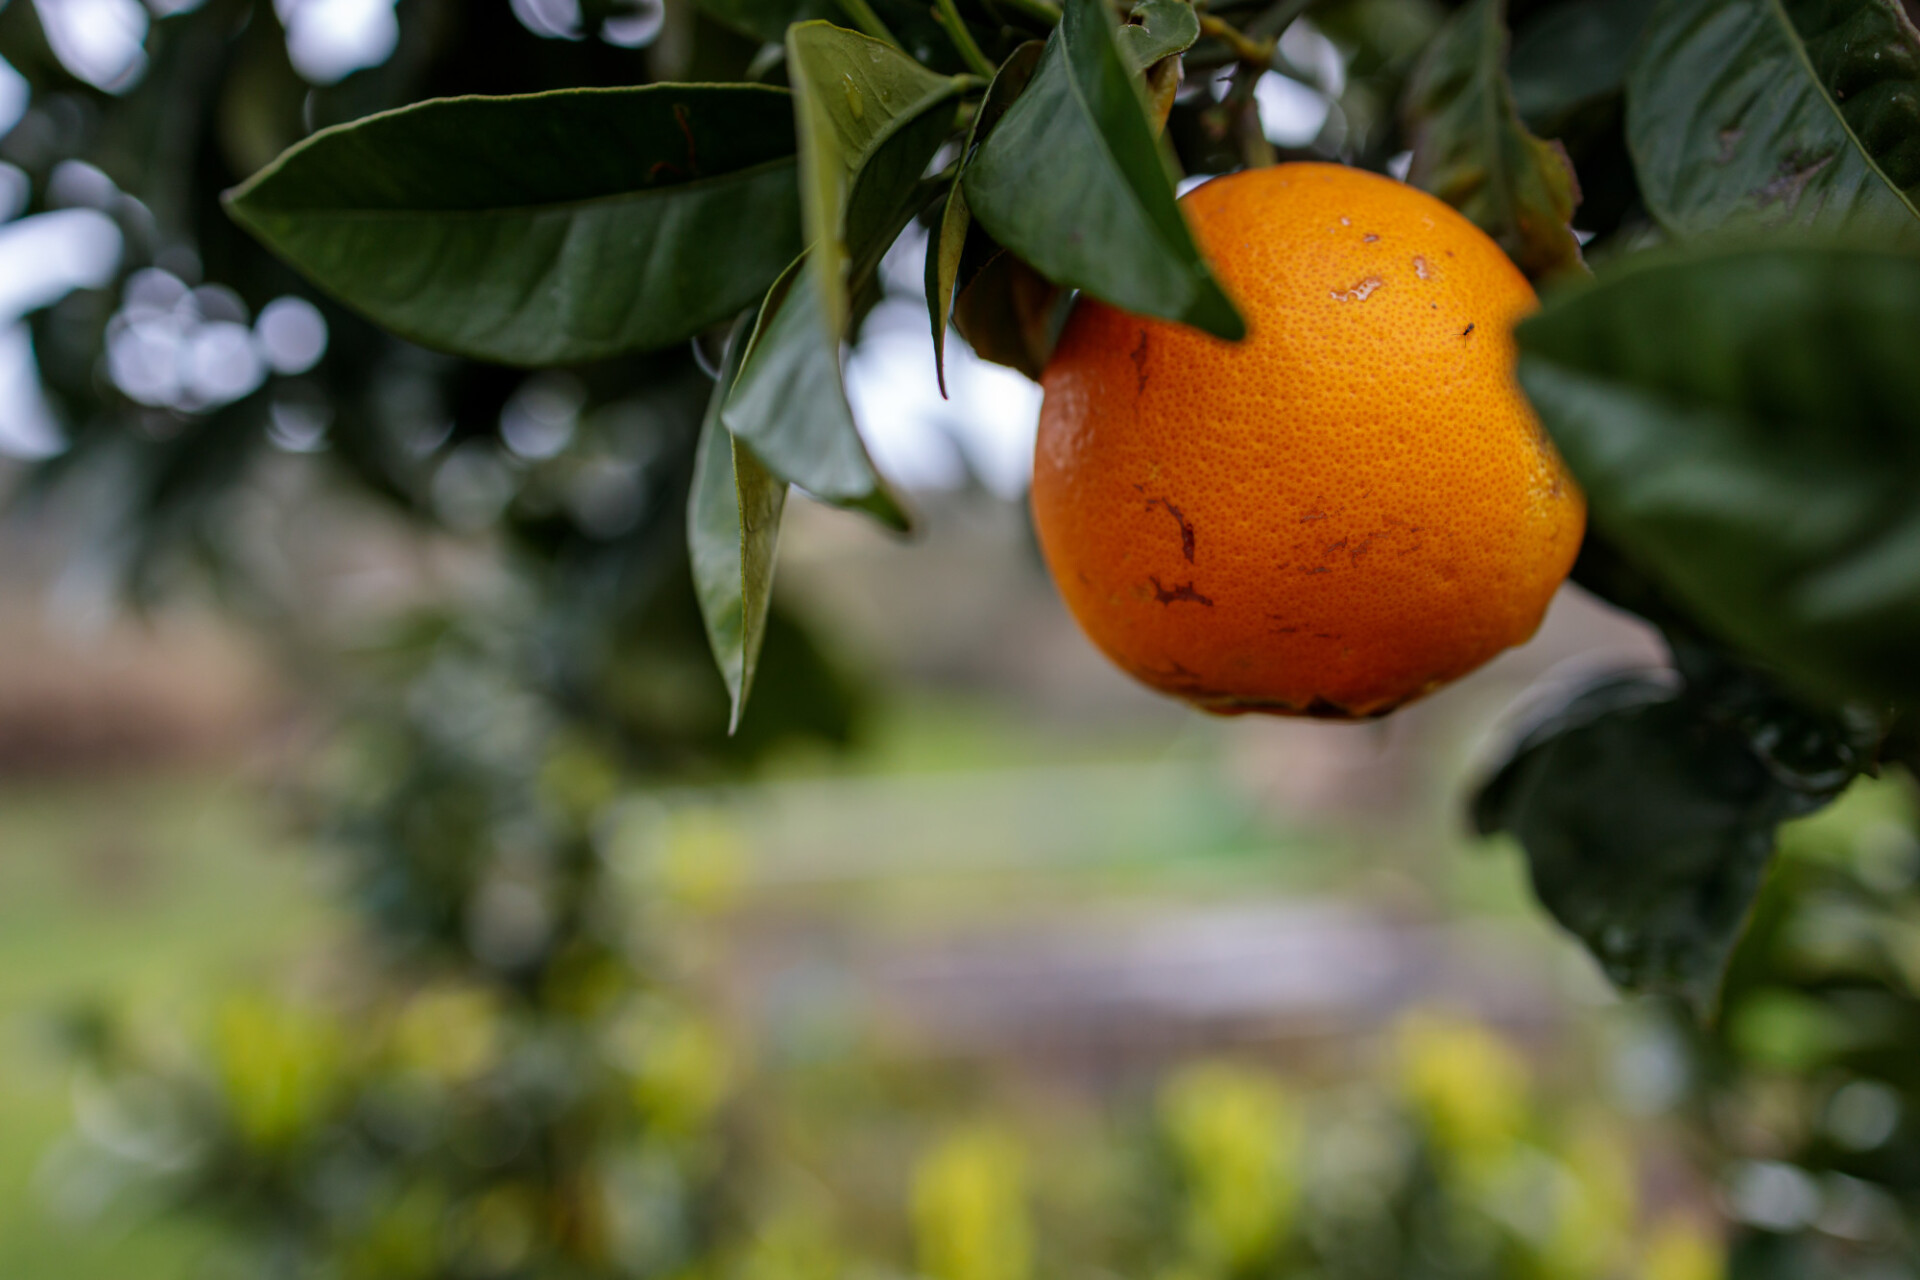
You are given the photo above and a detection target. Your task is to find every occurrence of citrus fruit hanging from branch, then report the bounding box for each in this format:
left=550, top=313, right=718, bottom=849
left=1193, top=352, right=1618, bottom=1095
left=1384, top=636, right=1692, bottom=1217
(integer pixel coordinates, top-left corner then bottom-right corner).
left=1031, top=163, right=1586, bottom=719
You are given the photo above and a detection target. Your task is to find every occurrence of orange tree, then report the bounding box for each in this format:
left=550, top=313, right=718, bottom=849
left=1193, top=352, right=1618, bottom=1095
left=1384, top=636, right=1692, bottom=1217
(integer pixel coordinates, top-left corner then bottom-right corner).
left=6, top=0, right=1920, bottom=1272
left=210, top=0, right=1916, bottom=1013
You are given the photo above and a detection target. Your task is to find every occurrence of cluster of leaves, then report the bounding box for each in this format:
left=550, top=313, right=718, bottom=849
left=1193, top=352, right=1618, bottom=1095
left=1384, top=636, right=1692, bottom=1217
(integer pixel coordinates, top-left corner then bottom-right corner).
left=222, top=0, right=1273, bottom=731
left=1473, top=0, right=1920, bottom=1012
left=214, top=0, right=1920, bottom=1014
left=10, top=0, right=1920, bottom=1138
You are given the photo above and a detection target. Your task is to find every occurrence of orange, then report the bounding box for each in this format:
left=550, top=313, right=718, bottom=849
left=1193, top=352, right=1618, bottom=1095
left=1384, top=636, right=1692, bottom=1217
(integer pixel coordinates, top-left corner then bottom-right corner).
left=1032, top=162, right=1584, bottom=719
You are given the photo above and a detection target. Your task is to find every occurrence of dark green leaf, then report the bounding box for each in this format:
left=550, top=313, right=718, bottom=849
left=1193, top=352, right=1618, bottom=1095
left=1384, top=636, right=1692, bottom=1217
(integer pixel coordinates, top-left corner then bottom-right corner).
left=1403, top=0, right=1585, bottom=278
left=786, top=21, right=965, bottom=337
left=1507, top=0, right=1658, bottom=134
left=927, top=190, right=971, bottom=398
left=695, top=0, right=837, bottom=43
left=963, top=0, right=1245, bottom=339
left=927, top=41, right=1046, bottom=395
left=1119, top=0, right=1200, bottom=70
left=1625, top=0, right=1920, bottom=240
left=1666, top=637, right=1888, bottom=796
left=1474, top=674, right=1820, bottom=1012
left=691, top=322, right=790, bottom=733
left=722, top=257, right=910, bottom=530
left=720, top=22, right=949, bottom=531
left=1315, top=0, right=1448, bottom=79
left=1517, top=243, right=1920, bottom=708
left=225, top=86, right=802, bottom=367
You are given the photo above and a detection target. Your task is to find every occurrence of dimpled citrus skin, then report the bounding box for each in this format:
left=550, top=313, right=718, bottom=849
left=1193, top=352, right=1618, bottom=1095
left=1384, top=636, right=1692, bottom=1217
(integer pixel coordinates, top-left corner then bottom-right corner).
left=1032, top=162, right=1585, bottom=718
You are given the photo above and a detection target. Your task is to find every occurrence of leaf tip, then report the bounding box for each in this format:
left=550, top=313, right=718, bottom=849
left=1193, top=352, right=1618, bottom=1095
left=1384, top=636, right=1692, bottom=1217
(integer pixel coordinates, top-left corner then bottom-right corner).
left=866, top=486, right=916, bottom=535
left=1188, top=280, right=1246, bottom=342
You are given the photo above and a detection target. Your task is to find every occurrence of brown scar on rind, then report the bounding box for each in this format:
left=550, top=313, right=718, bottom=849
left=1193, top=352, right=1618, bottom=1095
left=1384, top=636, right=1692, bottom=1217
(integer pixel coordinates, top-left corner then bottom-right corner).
left=1129, top=330, right=1150, bottom=394
left=1136, top=657, right=1217, bottom=695
left=1144, top=497, right=1195, bottom=562
left=1300, top=510, right=1327, bottom=522
left=1149, top=576, right=1213, bottom=606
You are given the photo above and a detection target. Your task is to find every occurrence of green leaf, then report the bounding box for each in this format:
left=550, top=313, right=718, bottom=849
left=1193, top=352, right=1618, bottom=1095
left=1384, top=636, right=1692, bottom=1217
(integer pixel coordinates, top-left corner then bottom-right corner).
left=225, top=86, right=803, bottom=367
left=786, top=21, right=965, bottom=338
left=1119, top=0, right=1200, bottom=70
left=1517, top=242, right=1920, bottom=708
left=1666, top=637, right=1887, bottom=797
left=962, top=0, right=1245, bottom=339
left=695, top=0, right=838, bottom=43
left=927, top=188, right=971, bottom=398
left=696, top=26, right=945, bottom=536
left=722, top=256, right=910, bottom=530
left=1625, top=0, right=1920, bottom=240
left=1507, top=0, right=1659, bottom=134
left=1403, top=0, right=1585, bottom=279
left=690, top=323, right=790, bottom=733
left=719, top=22, right=950, bottom=531
left=927, top=40, right=1046, bottom=395
left=1474, top=673, right=1844, bottom=1012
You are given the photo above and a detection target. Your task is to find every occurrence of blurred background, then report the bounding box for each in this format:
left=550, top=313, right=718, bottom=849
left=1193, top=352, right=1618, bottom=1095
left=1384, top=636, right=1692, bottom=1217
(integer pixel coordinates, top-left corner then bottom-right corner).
left=2, top=2, right=1920, bottom=1279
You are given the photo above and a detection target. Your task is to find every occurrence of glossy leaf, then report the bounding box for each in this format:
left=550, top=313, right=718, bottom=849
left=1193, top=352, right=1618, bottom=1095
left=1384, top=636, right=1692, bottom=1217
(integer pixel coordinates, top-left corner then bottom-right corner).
left=1517, top=243, right=1920, bottom=707
left=1667, top=636, right=1887, bottom=798
left=927, top=41, right=1045, bottom=395
left=1404, top=0, right=1584, bottom=279
left=962, top=0, right=1244, bottom=340
left=691, top=325, right=789, bottom=733
left=722, top=257, right=909, bottom=530
left=722, top=22, right=948, bottom=532
left=926, top=190, right=971, bottom=398
left=1119, top=0, right=1200, bottom=70
left=226, top=86, right=802, bottom=367
left=1626, top=0, right=1920, bottom=240
left=1474, top=673, right=1848, bottom=1012
left=786, top=21, right=964, bottom=337
left=1507, top=0, right=1658, bottom=134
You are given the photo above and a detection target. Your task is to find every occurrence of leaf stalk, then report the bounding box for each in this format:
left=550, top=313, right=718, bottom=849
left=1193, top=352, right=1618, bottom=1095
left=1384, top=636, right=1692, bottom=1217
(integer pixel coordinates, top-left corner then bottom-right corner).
left=835, top=0, right=902, bottom=46
left=933, top=0, right=1000, bottom=77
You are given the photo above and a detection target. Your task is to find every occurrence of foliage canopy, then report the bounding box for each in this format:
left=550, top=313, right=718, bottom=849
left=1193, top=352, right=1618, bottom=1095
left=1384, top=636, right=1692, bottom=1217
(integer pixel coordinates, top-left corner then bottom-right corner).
left=15, top=0, right=1920, bottom=1020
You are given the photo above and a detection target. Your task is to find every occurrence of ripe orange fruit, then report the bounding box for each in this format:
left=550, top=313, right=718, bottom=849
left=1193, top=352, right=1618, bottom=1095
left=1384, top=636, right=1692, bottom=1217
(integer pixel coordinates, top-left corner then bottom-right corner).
left=1032, top=163, right=1584, bottom=719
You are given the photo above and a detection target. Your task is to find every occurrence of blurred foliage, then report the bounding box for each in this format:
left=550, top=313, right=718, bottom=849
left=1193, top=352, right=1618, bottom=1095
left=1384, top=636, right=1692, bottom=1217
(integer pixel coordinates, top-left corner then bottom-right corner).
left=46, top=588, right=856, bottom=1277
left=1650, top=777, right=1920, bottom=1278
left=0, top=12, right=864, bottom=1273
left=913, top=1126, right=1034, bottom=1280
